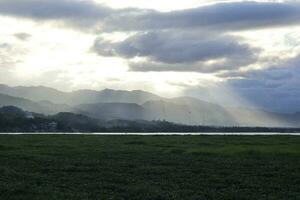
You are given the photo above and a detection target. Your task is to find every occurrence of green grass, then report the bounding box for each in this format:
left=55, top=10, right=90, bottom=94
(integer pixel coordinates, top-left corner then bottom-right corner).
left=0, top=135, right=299, bottom=200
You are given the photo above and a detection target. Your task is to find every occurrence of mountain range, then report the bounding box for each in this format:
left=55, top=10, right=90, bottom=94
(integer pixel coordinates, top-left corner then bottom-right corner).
left=0, top=84, right=299, bottom=127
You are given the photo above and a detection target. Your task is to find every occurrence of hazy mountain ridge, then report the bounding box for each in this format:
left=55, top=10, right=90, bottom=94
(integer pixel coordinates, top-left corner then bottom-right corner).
left=0, top=84, right=161, bottom=105
left=75, top=102, right=147, bottom=120
left=0, top=84, right=299, bottom=127
left=0, top=84, right=67, bottom=103
left=0, top=93, right=73, bottom=115
left=144, top=97, right=237, bottom=126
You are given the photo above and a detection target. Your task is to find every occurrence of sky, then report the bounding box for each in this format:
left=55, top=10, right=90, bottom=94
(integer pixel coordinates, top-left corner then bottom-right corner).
left=0, top=0, right=300, bottom=112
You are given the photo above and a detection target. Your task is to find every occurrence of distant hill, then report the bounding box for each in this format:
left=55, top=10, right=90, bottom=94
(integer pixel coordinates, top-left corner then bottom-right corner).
left=143, top=97, right=236, bottom=126
left=0, top=84, right=67, bottom=103
left=69, top=89, right=162, bottom=105
left=0, top=106, right=28, bottom=117
left=0, top=84, right=161, bottom=105
left=0, top=84, right=300, bottom=127
left=1, top=105, right=300, bottom=133
left=50, top=112, right=105, bottom=132
left=0, top=93, right=46, bottom=113
left=0, top=93, right=72, bottom=115
left=75, top=97, right=237, bottom=126
left=76, top=102, right=147, bottom=120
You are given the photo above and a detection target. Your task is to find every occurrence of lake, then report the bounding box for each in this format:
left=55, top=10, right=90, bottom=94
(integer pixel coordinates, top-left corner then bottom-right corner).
left=1, top=132, right=300, bottom=135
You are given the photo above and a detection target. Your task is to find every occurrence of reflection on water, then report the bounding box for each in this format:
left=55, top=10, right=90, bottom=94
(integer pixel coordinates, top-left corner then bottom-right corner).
left=1, top=132, right=300, bottom=135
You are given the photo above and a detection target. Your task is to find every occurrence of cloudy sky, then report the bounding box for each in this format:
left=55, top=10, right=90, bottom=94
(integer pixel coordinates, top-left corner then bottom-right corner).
left=0, top=0, right=300, bottom=112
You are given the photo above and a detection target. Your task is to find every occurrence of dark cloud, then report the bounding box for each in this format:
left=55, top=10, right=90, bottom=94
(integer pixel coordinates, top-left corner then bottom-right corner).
left=0, top=43, right=11, bottom=49
left=102, top=1, right=300, bottom=32
left=90, top=1, right=300, bottom=73
left=94, top=32, right=253, bottom=64
left=14, top=33, right=32, bottom=41
left=225, top=56, right=300, bottom=112
left=0, top=1, right=300, bottom=32
left=182, top=55, right=300, bottom=113
left=0, top=0, right=112, bottom=27
left=93, top=31, right=259, bottom=72
left=166, top=81, right=193, bottom=88
left=0, top=41, right=29, bottom=69
left=0, top=43, right=15, bottom=68
left=128, top=59, right=254, bottom=73
left=0, top=0, right=298, bottom=74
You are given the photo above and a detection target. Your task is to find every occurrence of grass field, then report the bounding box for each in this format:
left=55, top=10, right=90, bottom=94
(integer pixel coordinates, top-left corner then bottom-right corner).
left=0, top=135, right=299, bottom=200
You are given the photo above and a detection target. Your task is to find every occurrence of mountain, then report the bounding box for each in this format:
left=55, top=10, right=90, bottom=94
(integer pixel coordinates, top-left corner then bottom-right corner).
left=77, top=97, right=287, bottom=127
left=0, top=93, right=46, bottom=113
left=50, top=112, right=105, bottom=132
left=141, top=97, right=300, bottom=127
left=69, top=89, right=162, bottom=105
left=0, top=84, right=67, bottom=103
left=0, top=84, right=161, bottom=105
left=0, top=84, right=300, bottom=127
left=228, top=108, right=289, bottom=127
left=75, top=102, right=147, bottom=120
left=0, top=106, right=28, bottom=118
left=0, top=93, right=72, bottom=115
left=75, top=97, right=237, bottom=126
left=142, top=98, right=237, bottom=126
left=1, top=105, right=300, bottom=133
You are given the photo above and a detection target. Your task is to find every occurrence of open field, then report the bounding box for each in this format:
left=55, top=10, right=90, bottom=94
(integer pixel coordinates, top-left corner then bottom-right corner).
left=0, top=135, right=299, bottom=200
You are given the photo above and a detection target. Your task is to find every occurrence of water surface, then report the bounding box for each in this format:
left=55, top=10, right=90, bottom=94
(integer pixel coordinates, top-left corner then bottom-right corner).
left=1, top=132, right=300, bottom=135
